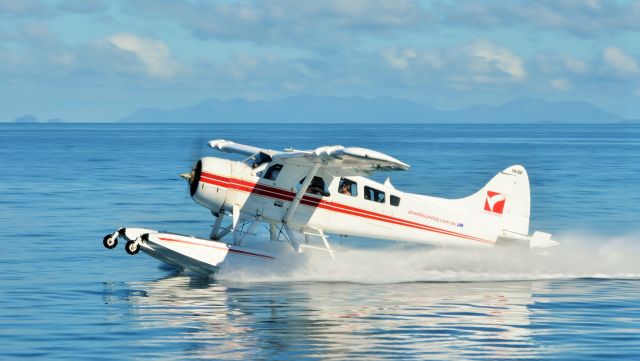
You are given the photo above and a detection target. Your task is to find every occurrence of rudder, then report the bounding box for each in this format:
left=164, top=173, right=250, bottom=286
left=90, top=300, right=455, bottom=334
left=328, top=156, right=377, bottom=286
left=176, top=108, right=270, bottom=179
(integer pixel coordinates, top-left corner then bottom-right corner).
left=461, top=165, right=531, bottom=235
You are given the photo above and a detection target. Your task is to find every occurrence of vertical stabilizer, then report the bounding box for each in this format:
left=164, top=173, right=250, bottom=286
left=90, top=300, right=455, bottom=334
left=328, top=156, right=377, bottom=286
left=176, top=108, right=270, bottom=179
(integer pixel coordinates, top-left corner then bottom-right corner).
left=461, top=165, right=531, bottom=235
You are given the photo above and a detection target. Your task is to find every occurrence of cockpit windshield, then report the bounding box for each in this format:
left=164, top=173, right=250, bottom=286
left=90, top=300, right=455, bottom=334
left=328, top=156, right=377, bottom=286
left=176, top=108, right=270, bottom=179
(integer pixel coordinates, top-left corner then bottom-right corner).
left=245, top=152, right=272, bottom=169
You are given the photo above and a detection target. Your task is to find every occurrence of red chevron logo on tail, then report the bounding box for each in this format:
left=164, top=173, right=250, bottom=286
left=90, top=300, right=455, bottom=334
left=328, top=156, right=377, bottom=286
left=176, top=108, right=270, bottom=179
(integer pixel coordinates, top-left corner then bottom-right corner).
left=484, top=191, right=506, bottom=214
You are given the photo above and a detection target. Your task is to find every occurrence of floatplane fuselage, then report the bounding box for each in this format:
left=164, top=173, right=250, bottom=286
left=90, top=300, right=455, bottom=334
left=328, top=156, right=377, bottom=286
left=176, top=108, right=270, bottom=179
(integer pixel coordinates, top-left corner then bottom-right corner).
left=103, top=140, right=557, bottom=275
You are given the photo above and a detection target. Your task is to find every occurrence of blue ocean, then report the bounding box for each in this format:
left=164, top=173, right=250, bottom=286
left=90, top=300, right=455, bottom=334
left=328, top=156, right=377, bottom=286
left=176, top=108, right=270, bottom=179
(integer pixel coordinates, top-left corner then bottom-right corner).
left=1, top=123, right=639, bottom=360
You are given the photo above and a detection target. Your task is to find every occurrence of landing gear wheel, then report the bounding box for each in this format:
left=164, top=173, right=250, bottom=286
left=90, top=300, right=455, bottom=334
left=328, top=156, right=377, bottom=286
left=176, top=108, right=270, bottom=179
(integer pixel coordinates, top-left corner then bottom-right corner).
left=125, top=240, right=140, bottom=255
left=103, top=234, right=118, bottom=249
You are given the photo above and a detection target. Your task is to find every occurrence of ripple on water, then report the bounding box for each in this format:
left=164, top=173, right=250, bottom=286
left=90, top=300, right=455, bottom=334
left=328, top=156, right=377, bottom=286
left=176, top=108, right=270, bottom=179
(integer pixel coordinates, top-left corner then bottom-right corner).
left=2, top=124, right=640, bottom=360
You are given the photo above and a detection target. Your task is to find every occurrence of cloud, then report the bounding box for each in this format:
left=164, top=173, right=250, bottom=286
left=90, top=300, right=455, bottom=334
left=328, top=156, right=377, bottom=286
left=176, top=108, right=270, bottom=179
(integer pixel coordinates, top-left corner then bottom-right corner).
left=324, top=0, right=424, bottom=28
left=126, top=0, right=427, bottom=48
left=48, top=50, right=76, bottom=67
left=434, top=0, right=640, bottom=36
left=467, top=40, right=526, bottom=81
left=0, top=0, right=638, bottom=119
left=563, top=56, right=589, bottom=74
left=17, top=23, right=58, bottom=46
left=0, top=0, right=53, bottom=18
left=106, top=33, right=182, bottom=78
left=550, top=78, right=572, bottom=91
left=382, top=49, right=417, bottom=70
left=602, top=47, right=639, bottom=75
left=377, top=40, right=530, bottom=97
left=0, top=23, right=72, bottom=79
left=57, top=0, right=107, bottom=14
left=187, top=52, right=333, bottom=94
left=529, top=48, right=640, bottom=100
left=0, top=26, right=181, bottom=84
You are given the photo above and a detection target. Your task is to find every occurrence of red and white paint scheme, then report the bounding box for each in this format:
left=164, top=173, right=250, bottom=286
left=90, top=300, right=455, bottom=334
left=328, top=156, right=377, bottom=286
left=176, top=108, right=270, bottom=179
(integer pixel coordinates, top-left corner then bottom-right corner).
left=103, top=140, right=558, bottom=275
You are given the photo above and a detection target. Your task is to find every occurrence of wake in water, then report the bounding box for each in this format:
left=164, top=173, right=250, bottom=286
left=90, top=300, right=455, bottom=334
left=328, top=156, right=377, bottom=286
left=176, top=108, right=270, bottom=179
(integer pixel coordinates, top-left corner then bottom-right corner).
left=216, top=231, right=640, bottom=284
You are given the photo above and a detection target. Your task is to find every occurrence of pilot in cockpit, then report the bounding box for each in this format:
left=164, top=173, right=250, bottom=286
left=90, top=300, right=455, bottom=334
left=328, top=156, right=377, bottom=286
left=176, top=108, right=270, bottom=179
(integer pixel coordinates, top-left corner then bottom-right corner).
left=306, top=177, right=330, bottom=197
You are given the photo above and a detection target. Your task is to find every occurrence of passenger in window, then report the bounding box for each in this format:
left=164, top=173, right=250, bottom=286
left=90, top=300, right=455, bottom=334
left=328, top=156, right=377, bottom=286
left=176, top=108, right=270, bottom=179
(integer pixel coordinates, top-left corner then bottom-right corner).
left=339, top=182, right=351, bottom=195
left=338, top=178, right=357, bottom=196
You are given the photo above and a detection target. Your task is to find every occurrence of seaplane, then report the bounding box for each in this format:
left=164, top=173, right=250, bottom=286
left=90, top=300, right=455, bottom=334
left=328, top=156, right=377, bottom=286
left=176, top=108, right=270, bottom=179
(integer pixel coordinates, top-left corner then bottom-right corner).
left=102, top=139, right=558, bottom=275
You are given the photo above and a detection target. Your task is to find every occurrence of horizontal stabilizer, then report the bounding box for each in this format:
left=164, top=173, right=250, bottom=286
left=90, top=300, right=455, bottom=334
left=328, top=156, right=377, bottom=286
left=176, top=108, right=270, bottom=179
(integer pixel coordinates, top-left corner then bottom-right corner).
left=496, top=230, right=559, bottom=249
left=530, top=231, right=559, bottom=249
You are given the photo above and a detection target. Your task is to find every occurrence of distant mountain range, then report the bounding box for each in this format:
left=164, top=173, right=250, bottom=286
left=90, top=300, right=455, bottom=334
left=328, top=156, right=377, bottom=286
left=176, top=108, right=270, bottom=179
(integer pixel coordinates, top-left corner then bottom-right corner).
left=10, top=96, right=634, bottom=123
left=116, top=96, right=628, bottom=123
left=12, top=115, right=65, bottom=123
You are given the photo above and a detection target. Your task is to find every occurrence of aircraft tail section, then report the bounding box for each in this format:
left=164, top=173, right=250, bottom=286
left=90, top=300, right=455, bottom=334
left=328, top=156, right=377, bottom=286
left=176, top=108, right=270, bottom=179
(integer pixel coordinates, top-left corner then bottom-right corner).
left=462, top=165, right=531, bottom=235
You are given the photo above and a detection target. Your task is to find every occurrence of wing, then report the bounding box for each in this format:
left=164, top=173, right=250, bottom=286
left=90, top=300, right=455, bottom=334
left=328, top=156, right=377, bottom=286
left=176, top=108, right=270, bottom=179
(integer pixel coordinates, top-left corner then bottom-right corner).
left=208, top=139, right=281, bottom=157
left=208, top=140, right=409, bottom=175
left=272, top=145, right=409, bottom=176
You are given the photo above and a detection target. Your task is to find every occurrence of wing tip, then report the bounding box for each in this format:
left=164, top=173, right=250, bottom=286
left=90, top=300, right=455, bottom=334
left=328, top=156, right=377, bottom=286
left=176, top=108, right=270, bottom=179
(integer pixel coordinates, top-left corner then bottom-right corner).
left=207, top=139, right=229, bottom=149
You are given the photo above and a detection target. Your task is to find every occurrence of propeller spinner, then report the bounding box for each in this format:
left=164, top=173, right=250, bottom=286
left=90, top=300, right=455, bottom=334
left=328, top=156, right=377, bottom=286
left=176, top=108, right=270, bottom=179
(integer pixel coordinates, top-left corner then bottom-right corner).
left=179, top=160, right=202, bottom=197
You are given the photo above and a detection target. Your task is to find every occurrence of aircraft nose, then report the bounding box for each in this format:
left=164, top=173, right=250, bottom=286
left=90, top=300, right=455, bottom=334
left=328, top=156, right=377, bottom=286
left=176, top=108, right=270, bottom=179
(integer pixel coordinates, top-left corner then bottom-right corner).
left=189, top=157, right=231, bottom=211
left=179, top=160, right=203, bottom=197
left=190, top=160, right=202, bottom=197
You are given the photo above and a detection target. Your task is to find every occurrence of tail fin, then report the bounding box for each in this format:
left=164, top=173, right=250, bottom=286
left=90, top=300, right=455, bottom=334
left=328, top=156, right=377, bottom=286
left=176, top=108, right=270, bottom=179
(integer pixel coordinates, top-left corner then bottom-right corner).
left=461, top=165, right=531, bottom=235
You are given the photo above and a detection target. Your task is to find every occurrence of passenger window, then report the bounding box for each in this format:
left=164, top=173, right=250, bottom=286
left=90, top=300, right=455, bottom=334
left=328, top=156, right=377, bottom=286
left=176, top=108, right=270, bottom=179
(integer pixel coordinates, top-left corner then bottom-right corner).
left=364, top=186, right=385, bottom=203
left=390, top=195, right=400, bottom=207
left=299, top=176, right=330, bottom=197
left=338, top=178, right=357, bottom=197
left=263, top=164, right=283, bottom=181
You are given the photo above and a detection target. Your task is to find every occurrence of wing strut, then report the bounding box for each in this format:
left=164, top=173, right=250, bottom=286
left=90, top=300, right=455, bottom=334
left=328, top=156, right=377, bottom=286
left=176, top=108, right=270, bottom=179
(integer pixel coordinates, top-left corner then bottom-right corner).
left=282, top=162, right=321, bottom=224
left=233, top=215, right=262, bottom=246
left=277, top=162, right=322, bottom=253
left=284, top=226, right=301, bottom=252
left=265, top=162, right=335, bottom=259
left=209, top=210, right=225, bottom=240
left=270, top=222, right=336, bottom=260
left=301, top=228, right=335, bottom=260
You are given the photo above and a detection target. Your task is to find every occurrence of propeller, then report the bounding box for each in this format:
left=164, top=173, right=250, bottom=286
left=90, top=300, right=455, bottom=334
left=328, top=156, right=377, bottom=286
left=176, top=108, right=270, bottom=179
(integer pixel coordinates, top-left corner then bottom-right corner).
left=181, top=133, right=207, bottom=198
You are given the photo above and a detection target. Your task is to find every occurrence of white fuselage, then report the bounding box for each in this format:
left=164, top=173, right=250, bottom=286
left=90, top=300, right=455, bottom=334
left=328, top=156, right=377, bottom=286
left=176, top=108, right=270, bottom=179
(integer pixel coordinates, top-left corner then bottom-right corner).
left=192, top=157, right=501, bottom=248
left=104, top=144, right=555, bottom=276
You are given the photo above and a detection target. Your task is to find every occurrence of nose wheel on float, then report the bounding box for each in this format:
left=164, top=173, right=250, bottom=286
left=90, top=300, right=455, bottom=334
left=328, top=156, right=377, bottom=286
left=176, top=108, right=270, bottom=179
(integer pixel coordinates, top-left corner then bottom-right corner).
left=102, top=228, right=148, bottom=256
left=125, top=240, right=140, bottom=255
left=102, top=228, right=122, bottom=249
left=103, top=233, right=118, bottom=249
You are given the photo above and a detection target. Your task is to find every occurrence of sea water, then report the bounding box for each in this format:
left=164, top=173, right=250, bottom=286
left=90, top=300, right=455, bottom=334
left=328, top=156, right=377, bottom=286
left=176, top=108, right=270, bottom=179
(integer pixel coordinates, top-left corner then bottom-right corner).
left=1, top=123, right=639, bottom=360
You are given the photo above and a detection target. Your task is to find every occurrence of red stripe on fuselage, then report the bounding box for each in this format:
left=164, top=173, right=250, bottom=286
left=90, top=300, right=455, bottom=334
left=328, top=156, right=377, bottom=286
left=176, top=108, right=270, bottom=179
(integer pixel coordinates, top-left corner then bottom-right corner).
left=199, top=171, right=493, bottom=244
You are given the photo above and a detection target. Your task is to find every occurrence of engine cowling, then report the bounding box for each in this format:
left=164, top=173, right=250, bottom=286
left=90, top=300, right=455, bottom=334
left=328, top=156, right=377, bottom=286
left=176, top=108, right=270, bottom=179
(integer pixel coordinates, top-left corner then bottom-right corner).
left=188, top=157, right=232, bottom=212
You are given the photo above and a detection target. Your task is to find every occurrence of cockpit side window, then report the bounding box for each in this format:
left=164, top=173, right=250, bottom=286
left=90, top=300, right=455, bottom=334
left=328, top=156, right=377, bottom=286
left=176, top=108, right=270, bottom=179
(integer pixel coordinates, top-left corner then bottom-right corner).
left=263, top=164, right=283, bottom=181
left=338, top=178, right=358, bottom=197
left=299, top=176, right=330, bottom=197
left=364, top=186, right=385, bottom=203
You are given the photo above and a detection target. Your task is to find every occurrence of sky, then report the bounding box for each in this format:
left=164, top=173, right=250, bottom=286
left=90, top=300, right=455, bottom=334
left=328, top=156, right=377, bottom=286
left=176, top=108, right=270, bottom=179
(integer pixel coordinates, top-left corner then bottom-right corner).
left=1, top=0, right=639, bottom=121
